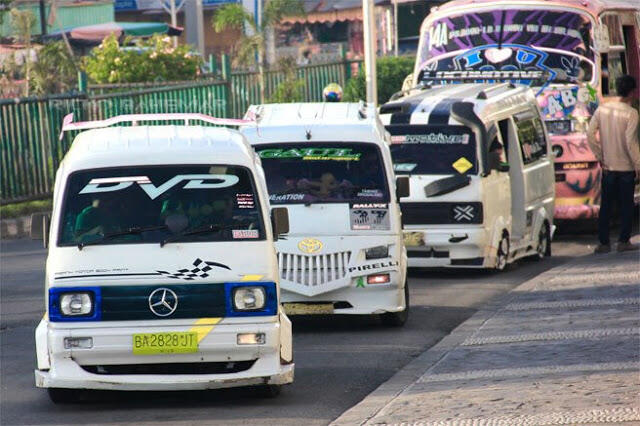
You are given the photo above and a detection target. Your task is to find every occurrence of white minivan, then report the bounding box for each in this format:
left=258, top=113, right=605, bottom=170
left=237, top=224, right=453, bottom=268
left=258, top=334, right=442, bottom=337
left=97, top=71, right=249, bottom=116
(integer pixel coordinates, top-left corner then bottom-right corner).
left=380, top=83, right=555, bottom=269
left=241, top=103, right=410, bottom=326
left=31, top=113, right=294, bottom=403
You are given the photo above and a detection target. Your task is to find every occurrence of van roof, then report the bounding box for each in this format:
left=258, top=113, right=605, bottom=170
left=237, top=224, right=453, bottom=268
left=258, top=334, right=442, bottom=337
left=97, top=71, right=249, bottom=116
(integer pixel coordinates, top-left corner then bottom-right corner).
left=241, top=102, right=386, bottom=145
left=379, top=83, right=535, bottom=124
left=61, top=125, right=256, bottom=172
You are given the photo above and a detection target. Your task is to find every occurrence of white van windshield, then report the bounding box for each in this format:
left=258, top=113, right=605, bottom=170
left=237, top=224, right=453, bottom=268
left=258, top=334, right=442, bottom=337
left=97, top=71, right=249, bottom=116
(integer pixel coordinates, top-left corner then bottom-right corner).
left=58, top=165, right=265, bottom=246
left=388, top=125, right=478, bottom=175
left=256, top=143, right=390, bottom=205
left=417, top=8, right=593, bottom=86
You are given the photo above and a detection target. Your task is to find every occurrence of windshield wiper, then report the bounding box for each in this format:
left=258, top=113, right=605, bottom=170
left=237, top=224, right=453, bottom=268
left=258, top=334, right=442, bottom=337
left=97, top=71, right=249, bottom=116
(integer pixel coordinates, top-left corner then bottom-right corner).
left=77, top=225, right=168, bottom=250
left=160, top=224, right=234, bottom=247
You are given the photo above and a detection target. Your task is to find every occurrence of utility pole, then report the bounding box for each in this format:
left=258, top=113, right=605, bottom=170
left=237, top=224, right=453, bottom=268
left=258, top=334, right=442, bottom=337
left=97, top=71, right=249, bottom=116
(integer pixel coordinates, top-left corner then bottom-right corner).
left=362, top=0, right=377, bottom=104
left=39, top=0, right=46, bottom=36
left=393, top=0, right=398, bottom=56
left=185, top=0, right=205, bottom=56
left=163, top=0, right=184, bottom=47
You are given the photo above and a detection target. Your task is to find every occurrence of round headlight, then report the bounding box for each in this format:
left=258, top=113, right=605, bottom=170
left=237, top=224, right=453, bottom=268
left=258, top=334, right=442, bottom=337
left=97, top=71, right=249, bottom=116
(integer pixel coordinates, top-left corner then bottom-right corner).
left=233, top=287, right=266, bottom=311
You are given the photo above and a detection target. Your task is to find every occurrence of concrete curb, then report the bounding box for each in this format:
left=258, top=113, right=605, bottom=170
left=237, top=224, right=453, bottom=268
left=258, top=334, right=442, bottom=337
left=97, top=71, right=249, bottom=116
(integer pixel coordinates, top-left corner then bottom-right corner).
left=0, top=215, right=32, bottom=239
left=330, top=259, right=583, bottom=426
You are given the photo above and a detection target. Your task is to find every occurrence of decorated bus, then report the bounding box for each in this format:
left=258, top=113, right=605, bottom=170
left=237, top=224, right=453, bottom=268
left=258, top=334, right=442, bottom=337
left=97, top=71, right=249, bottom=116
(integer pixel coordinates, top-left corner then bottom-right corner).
left=412, top=0, right=640, bottom=220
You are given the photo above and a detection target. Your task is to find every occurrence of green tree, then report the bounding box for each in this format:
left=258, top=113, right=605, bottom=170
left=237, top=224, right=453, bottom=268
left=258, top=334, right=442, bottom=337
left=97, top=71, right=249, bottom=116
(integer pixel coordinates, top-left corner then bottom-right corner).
left=212, top=0, right=304, bottom=102
left=83, top=34, right=202, bottom=84
left=343, top=56, right=415, bottom=105
left=0, top=0, right=12, bottom=25
left=10, top=8, right=36, bottom=96
left=30, top=41, right=77, bottom=95
left=268, top=56, right=304, bottom=103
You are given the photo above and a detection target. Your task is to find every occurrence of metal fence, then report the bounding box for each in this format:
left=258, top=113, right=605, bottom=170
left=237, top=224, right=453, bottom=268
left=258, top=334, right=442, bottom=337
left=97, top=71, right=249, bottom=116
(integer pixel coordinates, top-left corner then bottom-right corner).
left=1, top=59, right=362, bottom=203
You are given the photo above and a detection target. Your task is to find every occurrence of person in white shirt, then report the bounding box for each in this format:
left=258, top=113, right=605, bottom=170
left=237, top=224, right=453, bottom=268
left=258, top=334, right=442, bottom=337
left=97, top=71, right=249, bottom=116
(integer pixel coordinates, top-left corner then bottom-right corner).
left=587, top=75, right=640, bottom=253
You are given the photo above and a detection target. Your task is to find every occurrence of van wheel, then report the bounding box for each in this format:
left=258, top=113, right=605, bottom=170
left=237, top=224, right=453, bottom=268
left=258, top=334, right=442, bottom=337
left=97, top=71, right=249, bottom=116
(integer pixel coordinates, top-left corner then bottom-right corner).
left=257, top=385, right=281, bottom=398
left=381, top=281, right=409, bottom=327
left=535, top=223, right=551, bottom=260
left=495, top=233, right=510, bottom=271
left=47, top=388, right=80, bottom=404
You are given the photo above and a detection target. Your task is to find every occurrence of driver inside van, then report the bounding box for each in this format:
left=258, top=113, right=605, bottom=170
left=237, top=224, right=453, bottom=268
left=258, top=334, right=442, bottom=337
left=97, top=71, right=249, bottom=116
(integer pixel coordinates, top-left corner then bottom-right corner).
left=488, top=138, right=506, bottom=171
left=74, top=198, right=122, bottom=241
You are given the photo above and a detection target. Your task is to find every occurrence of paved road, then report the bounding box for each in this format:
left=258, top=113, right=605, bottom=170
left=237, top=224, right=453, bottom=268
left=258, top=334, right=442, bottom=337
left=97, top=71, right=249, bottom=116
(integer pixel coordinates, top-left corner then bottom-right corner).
left=0, top=233, right=594, bottom=426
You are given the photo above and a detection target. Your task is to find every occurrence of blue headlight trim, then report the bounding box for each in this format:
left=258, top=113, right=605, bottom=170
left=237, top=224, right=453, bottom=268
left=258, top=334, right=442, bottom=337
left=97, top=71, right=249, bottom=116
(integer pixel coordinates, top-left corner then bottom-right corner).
left=49, top=287, right=102, bottom=322
left=224, top=282, right=278, bottom=317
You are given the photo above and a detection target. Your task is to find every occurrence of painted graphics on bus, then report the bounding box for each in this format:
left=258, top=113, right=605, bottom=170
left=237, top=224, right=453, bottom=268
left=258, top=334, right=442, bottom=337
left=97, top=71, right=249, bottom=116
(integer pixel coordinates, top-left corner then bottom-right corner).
left=414, top=0, right=640, bottom=220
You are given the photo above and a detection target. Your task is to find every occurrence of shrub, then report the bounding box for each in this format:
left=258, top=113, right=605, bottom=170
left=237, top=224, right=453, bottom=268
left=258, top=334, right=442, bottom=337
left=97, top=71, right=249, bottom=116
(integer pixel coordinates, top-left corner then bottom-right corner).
left=83, top=34, right=202, bottom=84
left=268, top=57, right=305, bottom=103
left=30, top=42, right=78, bottom=95
left=343, top=56, right=415, bottom=104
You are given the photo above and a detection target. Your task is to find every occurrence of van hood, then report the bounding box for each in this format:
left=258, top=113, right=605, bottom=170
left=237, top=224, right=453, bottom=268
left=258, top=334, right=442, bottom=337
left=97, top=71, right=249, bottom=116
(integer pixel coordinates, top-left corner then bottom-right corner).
left=282, top=203, right=398, bottom=236
left=47, top=241, right=277, bottom=286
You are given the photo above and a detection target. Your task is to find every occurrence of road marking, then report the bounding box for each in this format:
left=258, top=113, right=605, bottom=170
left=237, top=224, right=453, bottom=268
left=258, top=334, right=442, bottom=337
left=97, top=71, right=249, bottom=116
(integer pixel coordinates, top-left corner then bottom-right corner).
left=505, top=297, right=640, bottom=311
left=462, top=327, right=639, bottom=346
left=418, top=361, right=639, bottom=383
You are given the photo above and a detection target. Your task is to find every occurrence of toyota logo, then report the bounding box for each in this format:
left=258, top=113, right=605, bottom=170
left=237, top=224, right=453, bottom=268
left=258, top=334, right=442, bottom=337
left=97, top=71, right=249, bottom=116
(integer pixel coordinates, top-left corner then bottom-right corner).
left=148, top=288, right=178, bottom=317
left=298, top=238, right=323, bottom=254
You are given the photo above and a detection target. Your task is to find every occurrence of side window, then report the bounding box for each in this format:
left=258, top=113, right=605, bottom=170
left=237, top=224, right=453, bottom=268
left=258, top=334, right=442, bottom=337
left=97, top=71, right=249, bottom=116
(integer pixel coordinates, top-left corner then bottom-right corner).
left=601, top=13, right=628, bottom=95
left=514, top=114, right=547, bottom=165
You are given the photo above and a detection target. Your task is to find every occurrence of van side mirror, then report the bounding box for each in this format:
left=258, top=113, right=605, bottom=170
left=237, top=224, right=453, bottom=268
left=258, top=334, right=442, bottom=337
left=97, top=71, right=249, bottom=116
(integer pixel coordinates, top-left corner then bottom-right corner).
left=30, top=213, right=50, bottom=248
left=396, top=176, right=410, bottom=199
left=498, top=162, right=510, bottom=172
left=271, top=207, right=289, bottom=240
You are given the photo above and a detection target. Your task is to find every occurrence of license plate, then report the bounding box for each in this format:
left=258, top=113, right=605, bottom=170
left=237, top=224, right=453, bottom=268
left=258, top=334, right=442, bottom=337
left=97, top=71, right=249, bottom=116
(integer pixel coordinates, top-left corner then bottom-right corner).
left=283, top=303, right=334, bottom=315
left=404, top=231, right=425, bottom=247
left=132, top=332, right=198, bottom=355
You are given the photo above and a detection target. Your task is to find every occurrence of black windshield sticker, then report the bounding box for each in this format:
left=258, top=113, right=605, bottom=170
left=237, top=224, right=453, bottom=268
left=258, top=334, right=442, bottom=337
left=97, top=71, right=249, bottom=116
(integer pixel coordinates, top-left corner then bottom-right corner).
left=236, top=193, right=255, bottom=209
left=350, top=204, right=390, bottom=230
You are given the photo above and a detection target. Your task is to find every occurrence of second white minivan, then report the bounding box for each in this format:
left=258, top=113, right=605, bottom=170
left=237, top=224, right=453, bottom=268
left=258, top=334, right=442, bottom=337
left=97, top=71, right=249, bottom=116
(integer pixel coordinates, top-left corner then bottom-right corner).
left=241, top=103, right=410, bottom=326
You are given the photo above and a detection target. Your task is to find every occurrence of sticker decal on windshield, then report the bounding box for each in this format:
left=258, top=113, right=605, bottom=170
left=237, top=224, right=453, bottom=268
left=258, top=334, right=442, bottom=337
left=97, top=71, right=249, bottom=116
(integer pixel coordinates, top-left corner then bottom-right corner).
left=356, top=189, right=384, bottom=198
left=258, top=148, right=361, bottom=161
left=349, top=204, right=390, bottom=230
left=269, top=193, right=305, bottom=202
left=236, top=193, right=255, bottom=209
left=232, top=229, right=259, bottom=239
left=452, top=157, right=473, bottom=174
left=394, top=163, right=417, bottom=173
left=79, top=174, right=240, bottom=199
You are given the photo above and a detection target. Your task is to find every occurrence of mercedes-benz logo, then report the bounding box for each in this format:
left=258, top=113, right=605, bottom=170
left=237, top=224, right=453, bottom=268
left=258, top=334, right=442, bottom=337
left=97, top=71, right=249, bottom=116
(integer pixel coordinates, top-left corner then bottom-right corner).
left=148, top=288, right=178, bottom=317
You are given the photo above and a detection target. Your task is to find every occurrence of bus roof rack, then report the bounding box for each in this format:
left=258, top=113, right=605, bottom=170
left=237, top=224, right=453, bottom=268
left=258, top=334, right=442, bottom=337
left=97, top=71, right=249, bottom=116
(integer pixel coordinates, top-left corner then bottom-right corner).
left=476, top=83, right=517, bottom=100
left=59, top=113, right=254, bottom=141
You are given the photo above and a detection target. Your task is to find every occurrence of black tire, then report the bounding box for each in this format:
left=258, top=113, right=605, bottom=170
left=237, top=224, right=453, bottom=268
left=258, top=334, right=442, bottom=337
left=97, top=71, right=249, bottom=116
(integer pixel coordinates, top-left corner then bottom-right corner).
left=380, top=281, right=409, bottom=327
left=534, top=222, right=552, bottom=260
left=47, top=388, right=80, bottom=404
left=495, top=232, right=510, bottom=271
left=256, top=385, right=281, bottom=398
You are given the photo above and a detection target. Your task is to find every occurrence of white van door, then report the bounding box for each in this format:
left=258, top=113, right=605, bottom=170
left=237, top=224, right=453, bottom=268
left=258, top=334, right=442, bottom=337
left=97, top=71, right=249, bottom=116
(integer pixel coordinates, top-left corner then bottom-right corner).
left=511, top=111, right=555, bottom=239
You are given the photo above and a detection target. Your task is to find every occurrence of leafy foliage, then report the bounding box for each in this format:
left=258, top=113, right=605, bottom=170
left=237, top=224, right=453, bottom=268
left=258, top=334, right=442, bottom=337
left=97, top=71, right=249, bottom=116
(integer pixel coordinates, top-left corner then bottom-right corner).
left=30, top=42, right=77, bottom=95
left=268, top=57, right=305, bottom=103
left=343, top=56, right=415, bottom=104
left=83, top=34, right=202, bottom=84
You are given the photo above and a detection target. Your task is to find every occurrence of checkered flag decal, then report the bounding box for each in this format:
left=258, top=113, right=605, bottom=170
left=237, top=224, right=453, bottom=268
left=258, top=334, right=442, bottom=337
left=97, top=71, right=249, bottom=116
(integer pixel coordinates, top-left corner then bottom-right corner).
left=157, top=258, right=231, bottom=280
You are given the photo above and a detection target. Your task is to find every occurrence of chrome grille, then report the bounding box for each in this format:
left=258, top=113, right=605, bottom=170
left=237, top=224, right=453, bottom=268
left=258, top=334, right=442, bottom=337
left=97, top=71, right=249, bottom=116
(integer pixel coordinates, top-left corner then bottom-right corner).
left=278, top=251, right=352, bottom=287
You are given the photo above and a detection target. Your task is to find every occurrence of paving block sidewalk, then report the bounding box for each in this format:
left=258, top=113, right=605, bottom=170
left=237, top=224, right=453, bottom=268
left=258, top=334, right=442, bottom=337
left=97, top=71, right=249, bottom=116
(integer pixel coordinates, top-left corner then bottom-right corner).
left=333, top=251, right=640, bottom=426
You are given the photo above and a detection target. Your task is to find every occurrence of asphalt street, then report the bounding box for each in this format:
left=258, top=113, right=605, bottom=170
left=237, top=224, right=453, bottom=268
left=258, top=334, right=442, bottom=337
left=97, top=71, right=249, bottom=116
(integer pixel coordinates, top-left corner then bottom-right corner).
left=0, top=232, right=596, bottom=426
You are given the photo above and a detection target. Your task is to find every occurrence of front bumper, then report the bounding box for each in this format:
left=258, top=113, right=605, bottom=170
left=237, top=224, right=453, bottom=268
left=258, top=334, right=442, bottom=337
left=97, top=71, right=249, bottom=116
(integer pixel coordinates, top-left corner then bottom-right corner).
left=281, top=280, right=406, bottom=315
left=35, top=320, right=294, bottom=391
left=404, top=226, right=489, bottom=268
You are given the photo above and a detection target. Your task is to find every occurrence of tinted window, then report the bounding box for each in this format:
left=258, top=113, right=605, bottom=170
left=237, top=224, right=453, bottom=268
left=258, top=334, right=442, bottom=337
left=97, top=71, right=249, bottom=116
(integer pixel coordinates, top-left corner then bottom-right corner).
left=388, top=125, right=477, bottom=175
left=58, top=165, right=264, bottom=246
left=255, top=143, right=389, bottom=205
left=515, top=115, right=547, bottom=164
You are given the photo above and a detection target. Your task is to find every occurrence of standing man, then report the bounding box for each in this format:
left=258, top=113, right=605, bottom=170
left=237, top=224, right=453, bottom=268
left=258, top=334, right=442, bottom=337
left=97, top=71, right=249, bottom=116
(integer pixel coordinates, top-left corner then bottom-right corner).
left=587, top=75, right=640, bottom=253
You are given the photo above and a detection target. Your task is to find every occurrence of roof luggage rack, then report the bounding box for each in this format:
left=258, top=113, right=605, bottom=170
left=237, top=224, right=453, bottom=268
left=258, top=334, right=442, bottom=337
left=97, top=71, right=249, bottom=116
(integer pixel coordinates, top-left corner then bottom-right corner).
left=59, top=113, right=254, bottom=140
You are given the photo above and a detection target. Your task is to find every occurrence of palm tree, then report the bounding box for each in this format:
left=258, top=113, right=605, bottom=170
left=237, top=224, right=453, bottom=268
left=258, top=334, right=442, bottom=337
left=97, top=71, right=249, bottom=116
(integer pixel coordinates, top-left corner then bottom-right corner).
left=212, top=0, right=305, bottom=102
